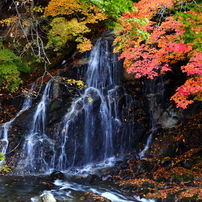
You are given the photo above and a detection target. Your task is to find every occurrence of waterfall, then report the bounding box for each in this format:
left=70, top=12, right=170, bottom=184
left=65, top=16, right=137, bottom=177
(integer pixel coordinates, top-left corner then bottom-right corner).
left=10, top=38, right=136, bottom=174
left=138, top=76, right=165, bottom=158
left=54, top=38, right=134, bottom=171
left=0, top=83, right=34, bottom=166
left=15, top=80, right=56, bottom=174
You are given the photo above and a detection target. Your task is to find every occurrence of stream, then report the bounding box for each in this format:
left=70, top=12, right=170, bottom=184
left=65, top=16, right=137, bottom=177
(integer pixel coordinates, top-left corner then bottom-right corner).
left=0, top=174, right=155, bottom=202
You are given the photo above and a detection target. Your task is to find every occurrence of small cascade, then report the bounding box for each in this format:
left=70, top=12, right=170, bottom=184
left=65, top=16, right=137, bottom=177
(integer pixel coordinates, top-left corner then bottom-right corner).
left=138, top=133, right=153, bottom=159
left=0, top=122, right=10, bottom=158
left=0, top=83, right=34, bottom=166
left=30, top=179, right=156, bottom=202
left=15, top=80, right=55, bottom=174
left=138, top=76, right=165, bottom=158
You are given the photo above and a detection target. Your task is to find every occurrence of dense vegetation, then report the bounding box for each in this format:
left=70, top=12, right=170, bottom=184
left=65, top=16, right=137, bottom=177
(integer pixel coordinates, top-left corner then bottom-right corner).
left=0, top=0, right=201, bottom=109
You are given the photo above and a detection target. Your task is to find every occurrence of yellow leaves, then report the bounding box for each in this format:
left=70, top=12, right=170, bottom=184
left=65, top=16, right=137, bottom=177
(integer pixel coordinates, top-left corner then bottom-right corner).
left=59, top=77, right=86, bottom=89
left=0, top=16, right=17, bottom=26
left=44, top=0, right=79, bottom=17
left=47, top=17, right=91, bottom=50
left=76, top=37, right=93, bottom=53
left=44, top=0, right=106, bottom=20
left=63, top=18, right=90, bottom=36
left=194, top=91, right=202, bottom=101
left=44, top=0, right=107, bottom=52
left=123, top=59, right=133, bottom=69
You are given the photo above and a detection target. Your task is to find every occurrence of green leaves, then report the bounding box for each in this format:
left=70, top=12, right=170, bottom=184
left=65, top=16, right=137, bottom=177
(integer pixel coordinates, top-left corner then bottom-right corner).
left=82, top=0, right=136, bottom=27
left=0, top=48, right=29, bottom=92
left=174, top=4, right=202, bottom=51
left=86, top=0, right=135, bottom=18
left=0, top=152, right=4, bottom=161
left=0, top=152, right=10, bottom=173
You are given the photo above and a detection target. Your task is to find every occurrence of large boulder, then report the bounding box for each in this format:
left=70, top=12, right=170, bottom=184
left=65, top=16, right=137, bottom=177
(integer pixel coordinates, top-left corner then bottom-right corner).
left=33, top=193, right=57, bottom=202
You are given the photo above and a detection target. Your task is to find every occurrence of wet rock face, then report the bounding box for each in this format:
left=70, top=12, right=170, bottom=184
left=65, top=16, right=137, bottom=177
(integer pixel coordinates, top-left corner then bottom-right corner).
left=47, top=98, right=68, bottom=126
left=85, top=174, right=101, bottom=185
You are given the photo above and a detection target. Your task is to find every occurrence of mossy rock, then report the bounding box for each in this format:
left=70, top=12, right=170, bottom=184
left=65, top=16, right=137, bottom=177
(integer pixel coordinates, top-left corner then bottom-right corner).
left=197, top=163, right=202, bottom=168
left=171, top=173, right=194, bottom=182
left=182, top=173, right=194, bottom=182
left=193, top=156, right=201, bottom=164
left=179, top=196, right=198, bottom=202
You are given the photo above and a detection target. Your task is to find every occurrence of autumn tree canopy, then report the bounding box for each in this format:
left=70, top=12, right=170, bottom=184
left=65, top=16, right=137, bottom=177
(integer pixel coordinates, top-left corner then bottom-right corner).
left=43, top=0, right=107, bottom=52
left=114, top=0, right=202, bottom=108
left=0, top=0, right=133, bottom=92
left=43, top=0, right=134, bottom=52
left=0, top=0, right=201, bottom=110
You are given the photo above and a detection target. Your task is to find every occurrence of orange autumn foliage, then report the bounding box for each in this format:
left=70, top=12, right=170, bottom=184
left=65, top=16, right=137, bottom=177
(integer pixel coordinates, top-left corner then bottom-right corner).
left=43, top=0, right=107, bottom=52
left=114, top=0, right=202, bottom=109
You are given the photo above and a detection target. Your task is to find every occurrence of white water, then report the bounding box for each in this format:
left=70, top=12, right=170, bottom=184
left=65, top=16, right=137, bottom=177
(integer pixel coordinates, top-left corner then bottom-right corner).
left=53, top=38, right=134, bottom=171
left=7, top=38, right=135, bottom=174
left=138, top=76, right=165, bottom=159
left=0, top=83, right=34, bottom=166
left=138, top=133, right=153, bottom=159
left=15, top=80, right=55, bottom=174
left=31, top=179, right=156, bottom=202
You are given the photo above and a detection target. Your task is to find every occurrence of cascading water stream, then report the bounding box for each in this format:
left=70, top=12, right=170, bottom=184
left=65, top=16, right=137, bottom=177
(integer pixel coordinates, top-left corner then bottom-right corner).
left=54, top=38, right=132, bottom=171
left=138, top=76, right=165, bottom=158
left=15, top=80, right=56, bottom=174
left=31, top=179, right=155, bottom=202
left=84, top=39, right=115, bottom=161
left=11, top=37, right=136, bottom=175
left=0, top=83, right=34, bottom=166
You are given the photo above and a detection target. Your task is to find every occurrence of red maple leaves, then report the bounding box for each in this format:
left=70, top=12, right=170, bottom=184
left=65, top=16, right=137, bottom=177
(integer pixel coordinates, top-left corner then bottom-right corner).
left=114, top=0, right=202, bottom=108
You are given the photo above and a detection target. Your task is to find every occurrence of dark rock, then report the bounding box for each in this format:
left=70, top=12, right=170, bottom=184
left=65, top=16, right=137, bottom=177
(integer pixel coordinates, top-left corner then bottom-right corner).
left=157, top=142, right=178, bottom=157
left=121, top=184, right=138, bottom=192
left=85, top=174, right=101, bottom=185
left=115, top=160, right=129, bottom=169
left=182, top=172, right=194, bottom=182
left=156, top=176, right=170, bottom=183
left=108, top=166, right=120, bottom=175
left=121, top=173, right=134, bottom=180
left=171, top=173, right=184, bottom=183
left=184, top=182, right=194, bottom=186
left=50, top=171, right=64, bottom=180
left=132, top=160, right=155, bottom=174
left=181, top=159, right=193, bottom=169
left=161, top=158, right=173, bottom=169
left=178, top=196, right=198, bottom=202
left=119, top=169, right=134, bottom=178
left=165, top=193, right=178, bottom=202
left=193, top=156, right=201, bottom=164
